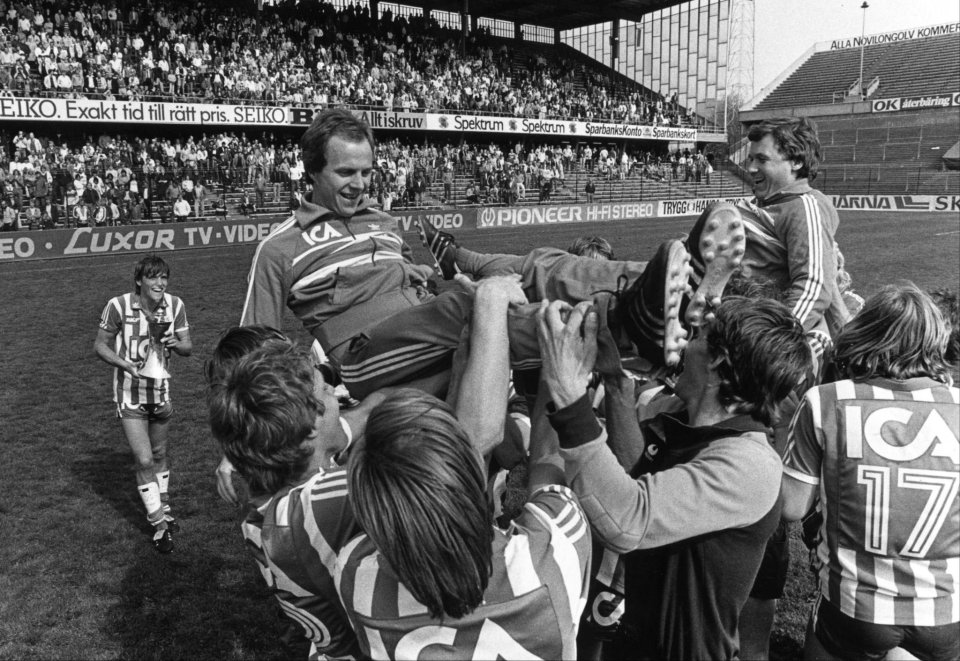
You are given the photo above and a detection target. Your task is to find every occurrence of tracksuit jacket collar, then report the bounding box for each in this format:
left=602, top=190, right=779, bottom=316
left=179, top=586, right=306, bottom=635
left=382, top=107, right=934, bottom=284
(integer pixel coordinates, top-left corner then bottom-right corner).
left=294, top=196, right=379, bottom=229
left=755, top=179, right=812, bottom=208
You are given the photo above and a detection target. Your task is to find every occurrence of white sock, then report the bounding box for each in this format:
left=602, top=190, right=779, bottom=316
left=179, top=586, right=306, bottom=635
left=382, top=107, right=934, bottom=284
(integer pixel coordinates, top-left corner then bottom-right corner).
left=137, top=482, right=163, bottom=522
left=156, top=470, right=170, bottom=494
left=157, top=470, right=170, bottom=513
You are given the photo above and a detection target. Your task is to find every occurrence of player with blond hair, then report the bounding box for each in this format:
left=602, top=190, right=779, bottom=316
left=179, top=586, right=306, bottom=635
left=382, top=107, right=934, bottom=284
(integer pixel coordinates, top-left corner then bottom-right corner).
left=781, top=282, right=959, bottom=661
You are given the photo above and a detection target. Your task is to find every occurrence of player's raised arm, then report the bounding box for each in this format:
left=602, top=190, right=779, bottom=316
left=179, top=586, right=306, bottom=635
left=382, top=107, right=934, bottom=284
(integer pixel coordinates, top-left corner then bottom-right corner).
left=450, top=274, right=527, bottom=457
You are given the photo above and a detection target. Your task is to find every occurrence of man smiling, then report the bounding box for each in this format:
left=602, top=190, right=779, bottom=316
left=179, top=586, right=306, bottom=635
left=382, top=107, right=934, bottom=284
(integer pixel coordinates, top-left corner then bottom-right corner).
left=240, top=109, right=473, bottom=399
left=738, top=117, right=849, bottom=360
left=728, top=116, right=851, bottom=658
left=676, top=118, right=848, bottom=370
left=94, top=256, right=192, bottom=554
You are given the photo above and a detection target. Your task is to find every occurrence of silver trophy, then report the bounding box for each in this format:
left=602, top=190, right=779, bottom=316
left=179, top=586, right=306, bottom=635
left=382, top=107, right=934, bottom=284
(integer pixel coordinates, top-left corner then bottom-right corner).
left=140, top=306, right=171, bottom=379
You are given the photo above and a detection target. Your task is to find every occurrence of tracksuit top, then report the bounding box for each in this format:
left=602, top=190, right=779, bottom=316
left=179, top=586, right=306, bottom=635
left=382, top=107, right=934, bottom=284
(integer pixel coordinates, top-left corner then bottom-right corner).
left=552, top=396, right=782, bottom=660
left=240, top=198, right=434, bottom=356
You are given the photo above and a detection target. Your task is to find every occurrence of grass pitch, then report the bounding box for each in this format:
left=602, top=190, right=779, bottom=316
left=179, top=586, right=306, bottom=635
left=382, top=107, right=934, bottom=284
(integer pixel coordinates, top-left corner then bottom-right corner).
left=0, top=209, right=956, bottom=660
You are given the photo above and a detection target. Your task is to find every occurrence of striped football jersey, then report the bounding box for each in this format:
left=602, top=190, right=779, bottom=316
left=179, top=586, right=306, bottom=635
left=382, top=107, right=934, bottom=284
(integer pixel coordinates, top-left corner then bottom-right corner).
left=783, top=377, right=960, bottom=626
left=98, top=292, right=187, bottom=407
left=242, top=467, right=362, bottom=660
left=335, top=484, right=591, bottom=660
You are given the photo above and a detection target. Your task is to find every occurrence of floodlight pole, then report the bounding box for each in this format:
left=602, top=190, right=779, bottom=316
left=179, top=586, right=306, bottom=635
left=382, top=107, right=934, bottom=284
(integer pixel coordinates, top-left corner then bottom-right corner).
left=859, top=2, right=869, bottom=100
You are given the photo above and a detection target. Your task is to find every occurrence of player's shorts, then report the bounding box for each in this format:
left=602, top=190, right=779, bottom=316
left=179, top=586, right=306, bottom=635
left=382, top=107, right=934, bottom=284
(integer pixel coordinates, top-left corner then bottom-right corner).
left=749, top=519, right=790, bottom=599
left=117, top=401, right=174, bottom=421
left=812, top=594, right=960, bottom=661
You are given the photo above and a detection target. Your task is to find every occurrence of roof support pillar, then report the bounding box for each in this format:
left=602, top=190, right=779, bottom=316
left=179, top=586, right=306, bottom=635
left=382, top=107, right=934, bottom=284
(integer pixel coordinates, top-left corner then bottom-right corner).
left=610, top=18, right=620, bottom=69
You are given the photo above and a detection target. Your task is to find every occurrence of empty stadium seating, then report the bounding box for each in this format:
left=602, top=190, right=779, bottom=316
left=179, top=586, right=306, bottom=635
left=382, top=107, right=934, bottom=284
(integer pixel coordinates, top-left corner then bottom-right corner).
left=808, top=108, right=960, bottom=194
left=747, top=29, right=959, bottom=196
left=754, top=33, right=959, bottom=110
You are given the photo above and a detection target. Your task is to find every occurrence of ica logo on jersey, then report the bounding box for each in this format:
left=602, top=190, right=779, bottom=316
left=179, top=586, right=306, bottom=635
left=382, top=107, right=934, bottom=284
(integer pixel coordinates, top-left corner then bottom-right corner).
left=845, top=403, right=959, bottom=465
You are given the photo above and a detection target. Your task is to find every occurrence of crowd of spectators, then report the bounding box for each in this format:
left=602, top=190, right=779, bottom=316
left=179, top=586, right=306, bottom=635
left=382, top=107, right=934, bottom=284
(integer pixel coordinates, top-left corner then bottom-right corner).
left=371, top=138, right=716, bottom=207
left=0, top=125, right=723, bottom=229
left=0, top=0, right=699, bottom=125
left=0, top=127, right=302, bottom=227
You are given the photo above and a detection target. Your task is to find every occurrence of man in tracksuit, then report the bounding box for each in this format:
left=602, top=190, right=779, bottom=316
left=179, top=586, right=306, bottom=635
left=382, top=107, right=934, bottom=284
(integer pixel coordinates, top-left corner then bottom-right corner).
left=537, top=295, right=814, bottom=660
left=241, top=109, right=740, bottom=400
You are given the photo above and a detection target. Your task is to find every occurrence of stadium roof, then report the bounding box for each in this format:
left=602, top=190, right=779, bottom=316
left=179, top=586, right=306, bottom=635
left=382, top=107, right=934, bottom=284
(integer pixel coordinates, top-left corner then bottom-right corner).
left=419, top=0, right=688, bottom=32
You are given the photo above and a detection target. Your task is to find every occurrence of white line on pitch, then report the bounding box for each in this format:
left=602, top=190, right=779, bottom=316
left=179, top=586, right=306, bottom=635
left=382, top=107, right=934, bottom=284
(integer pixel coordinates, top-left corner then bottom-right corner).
left=934, top=230, right=960, bottom=236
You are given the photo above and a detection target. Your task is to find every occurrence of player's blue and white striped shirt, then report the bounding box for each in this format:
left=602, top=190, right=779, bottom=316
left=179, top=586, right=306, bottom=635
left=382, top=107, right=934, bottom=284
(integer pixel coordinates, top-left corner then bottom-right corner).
left=784, top=377, right=960, bottom=626
left=242, top=467, right=363, bottom=660
left=98, top=292, right=187, bottom=407
left=335, top=484, right=591, bottom=660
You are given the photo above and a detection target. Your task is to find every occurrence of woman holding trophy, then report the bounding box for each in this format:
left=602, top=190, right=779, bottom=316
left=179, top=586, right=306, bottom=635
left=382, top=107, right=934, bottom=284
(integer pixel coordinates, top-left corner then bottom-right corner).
left=94, top=255, right=192, bottom=554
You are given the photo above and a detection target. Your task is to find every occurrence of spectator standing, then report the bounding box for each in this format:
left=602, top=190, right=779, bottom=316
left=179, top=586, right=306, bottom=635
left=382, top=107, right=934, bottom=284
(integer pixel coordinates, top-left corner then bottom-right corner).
left=173, top=195, right=191, bottom=222
left=442, top=160, right=454, bottom=202
left=411, top=171, right=427, bottom=206
left=31, top=167, right=49, bottom=217
left=254, top=169, right=268, bottom=210
left=288, top=158, right=303, bottom=193
left=1, top=199, right=18, bottom=230
left=128, top=194, right=145, bottom=223
left=164, top=179, right=181, bottom=223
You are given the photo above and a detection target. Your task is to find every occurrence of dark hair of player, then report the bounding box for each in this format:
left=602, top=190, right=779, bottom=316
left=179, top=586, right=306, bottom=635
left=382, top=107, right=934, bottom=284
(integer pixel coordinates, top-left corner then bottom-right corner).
left=204, top=325, right=290, bottom=385
left=724, top=269, right=783, bottom=301
left=834, top=282, right=952, bottom=384
left=567, top=235, right=615, bottom=261
left=928, top=288, right=959, bottom=366
left=346, top=389, right=493, bottom=619
left=747, top=116, right=822, bottom=181
left=133, top=255, right=170, bottom=288
left=706, top=296, right=812, bottom=425
left=301, top=108, right=376, bottom=176
left=208, top=343, right=321, bottom=496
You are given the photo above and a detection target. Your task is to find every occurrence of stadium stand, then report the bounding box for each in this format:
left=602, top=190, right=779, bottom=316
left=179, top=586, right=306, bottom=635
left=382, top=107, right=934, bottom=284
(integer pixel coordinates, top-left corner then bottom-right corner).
left=0, top=0, right=700, bottom=126
left=0, top=0, right=728, bottom=230
left=741, top=30, right=960, bottom=195
left=752, top=33, right=958, bottom=110
left=0, top=126, right=741, bottom=230
left=803, top=109, right=960, bottom=194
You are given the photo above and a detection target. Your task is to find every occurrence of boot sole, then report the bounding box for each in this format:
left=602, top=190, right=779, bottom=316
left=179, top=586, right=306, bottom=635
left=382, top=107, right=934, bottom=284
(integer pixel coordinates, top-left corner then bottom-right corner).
left=686, top=203, right=745, bottom=327
left=662, top=240, right=692, bottom=367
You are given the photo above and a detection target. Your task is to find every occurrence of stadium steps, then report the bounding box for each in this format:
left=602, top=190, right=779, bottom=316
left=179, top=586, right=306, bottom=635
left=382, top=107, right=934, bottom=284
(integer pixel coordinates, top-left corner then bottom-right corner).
left=815, top=165, right=960, bottom=195
left=796, top=107, right=959, bottom=193
left=755, top=33, right=959, bottom=111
